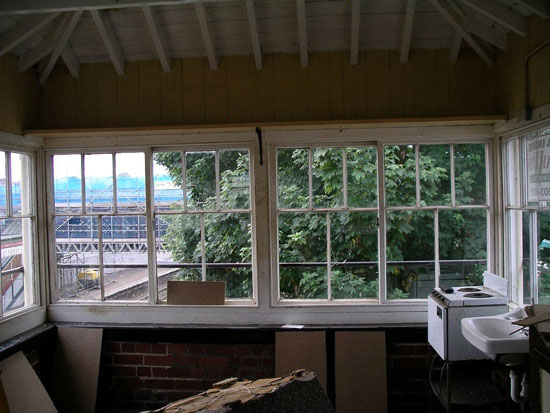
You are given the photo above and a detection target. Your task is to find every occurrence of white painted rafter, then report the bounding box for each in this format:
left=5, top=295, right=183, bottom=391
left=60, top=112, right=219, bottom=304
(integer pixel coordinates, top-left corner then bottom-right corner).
left=350, top=0, right=360, bottom=65
left=0, top=12, right=60, bottom=56
left=296, top=0, right=308, bottom=67
left=513, top=0, right=549, bottom=19
left=464, top=15, right=507, bottom=51
left=430, top=0, right=495, bottom=65
left=90, top=9, right=125, bottom=75
left=459, top=0, right=526, bottom=36
left=400, top=0, right=416, bottom=63
left=449, top=31, right=461, bottom=62
left=61, top=43, right=79, bottom=77
left=39, top=10, right=82, bottom=84
left=142, top=6, right=171, bottom=72
left=245, top=0, right=262, bottom=70
left=194, top=2, right=217, bottom=71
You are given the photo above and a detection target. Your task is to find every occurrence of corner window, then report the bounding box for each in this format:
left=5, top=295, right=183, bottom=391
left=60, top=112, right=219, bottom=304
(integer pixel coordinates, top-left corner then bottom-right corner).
left=0, top=150, right=37, bottom=318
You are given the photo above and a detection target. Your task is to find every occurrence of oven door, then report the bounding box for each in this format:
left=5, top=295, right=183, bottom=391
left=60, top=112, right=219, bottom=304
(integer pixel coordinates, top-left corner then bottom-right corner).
left=428, top=296, right=446, bottom=360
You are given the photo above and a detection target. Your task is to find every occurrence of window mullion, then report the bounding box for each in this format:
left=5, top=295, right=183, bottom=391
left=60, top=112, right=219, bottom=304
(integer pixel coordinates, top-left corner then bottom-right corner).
left=215, top=151, right=220, bottom=211
left=377, top=143, right=387, bottom=304
left=201, top=213, right=206, bottom=281
left=183, top=151, right=188, bottom=211
left=98, top=215, right=105, bottom=301
left=81, top=154, right=86, bottom=214
left=326, top=212, right=331, bottom=300
left=450, top=144, right=456, bottom=207
left=6, top=152, right=12, bottom=217
left=0, top=222, right=3, bottom=318
left=434, top=209, right=440, bottom=289
left=112, top=153, right=117, bottom=213
left=531, top=210, right=538, bottom=303
left=145, top=149, right=158, bottom=304
left=415, top=144, right=420, bottom=208
left=342, top=148, right=348, bottom=209
left=308, top=149, right=313, bottom=209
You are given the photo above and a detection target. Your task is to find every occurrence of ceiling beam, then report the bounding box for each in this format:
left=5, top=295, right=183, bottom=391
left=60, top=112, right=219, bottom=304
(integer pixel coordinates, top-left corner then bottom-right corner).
left=459, top=0, right=526, bottom=36
left=61, top=44, right=79, bottom=78
left=350, top=0, right=360, bottom=65
left=90, top=9, right=125, bottom=75
left=0, top=12, right=61, bottom=56
left=449, top=31, right=461, bottom=62
left=296, top=0, right=308, bottom=67
left=400, top=0, right=416, bottom=63
left=430, top=0, right=495, bottom=65
left=245, top=0, right=262, bottom=70
left=0, top=0, right=236, bottom=15
left=39, top=10, right=82, bottom=84
left=142, top=6, right=171, bottom=72
left=513, top=0, right=549, bottom=19
left=194, top=2, right=217, bottom=71
left=464, top=16, right=507, bottom=51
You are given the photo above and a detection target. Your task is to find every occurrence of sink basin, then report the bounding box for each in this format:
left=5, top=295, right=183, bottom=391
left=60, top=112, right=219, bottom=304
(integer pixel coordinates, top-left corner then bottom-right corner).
left=461, top=307, right=529, bottom=359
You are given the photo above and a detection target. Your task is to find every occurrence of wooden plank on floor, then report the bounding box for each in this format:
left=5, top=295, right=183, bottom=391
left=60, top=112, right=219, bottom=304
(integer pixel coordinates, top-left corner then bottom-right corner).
left=51, top=327, right=103, bottom=413
left=335, top=331, right=386, bottom=413
left=275, top=331, right=327, bottom=392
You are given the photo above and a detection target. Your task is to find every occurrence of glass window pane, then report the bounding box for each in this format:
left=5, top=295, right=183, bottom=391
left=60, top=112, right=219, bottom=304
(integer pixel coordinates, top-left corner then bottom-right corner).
left=116, top=153, right=145, bottom=213
left=53, top=154, right=82, bottom=214
left=538, top=211, right=550, bottom=304
left=186, top=151, right=216, bottom=210
left=347, top=147, right=377, bottom=208
left=85, top=154, right=113, bottom=213
left=102, top=215, right=148, bottom=301
left=153, top=152, right=184, bottom=211
left=55, top=216, right=100, bottom=301
left=330, top=211, right=378, bottom=299
left=279, top=212, right=327, bottom=299
left=1, top=218, right=34, bottom=314
left=219, top=150, right=250, bottom=210
left=385, top=145, right=416, bottom=206
left=386, top=210, right=434, bottom=299
left=0, top=153, right=5, bottom=216
left=278, top=148, right=309, bottom=209
left=439, top=209, right=487, bottom=288
left=455, top=144, right=486, bottom=205
left=419, top=145, right=450, bottom=206
left=312, top=148, right=343, bottom=208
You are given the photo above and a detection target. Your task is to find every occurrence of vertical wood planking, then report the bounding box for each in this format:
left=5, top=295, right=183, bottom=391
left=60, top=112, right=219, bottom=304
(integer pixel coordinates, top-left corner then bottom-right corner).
left=117, top=61, right=140, bottom=127
left=0, top=55, right=6, bottom=132
left=389, top=50, right=404, bottom=118
left=227, top=55, right=254, bottom=123
left=3, top=55, right=19, bottom=133
left=366, top=50, right=391, bottom=119
left=254, top=54, right=274, bottom=122
left=75, top=64, right=97, bottom=128
left=307, top=52, right=331, bottom=121
left=329, top=51, right=344, bottom=119
left=21, top=66, right=39, bottom=130
left=160, top=59, right=183, bottom=125
left=412, top=49, right=437, bottom=117
left=44, top=67, right=77, bottom=129
left=96, top=62, right=118, bottom=127
left=273, top=54, right=295, bottom=121
left=343, top=51, right=367, bottom=119
left=204, top=57, right=228, bottom=124
left=182, top=57, right=205, bottom=125
left=459, top=50, right=484, bottom=115
left=139, top=60, right=161, bottom=126
left=401, top=52, right=415, bottom=117
left=436, top=49, right=450, bottom=117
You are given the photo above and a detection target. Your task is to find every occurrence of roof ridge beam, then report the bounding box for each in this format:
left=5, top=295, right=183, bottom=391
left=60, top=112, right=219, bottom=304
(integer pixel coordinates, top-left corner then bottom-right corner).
left=400, top=0, right=416, bottom=63
left=39, top=10, right=82, bottom=84
left=430, top=0, right=495, bottom=65
left=350, top=0, right=360, bottom=65
left=142, top=5, right=171, bottom=73
left=458, top=0, right=526, bottom=36
left=90, top=9, right=125, bottom=75
left=194, top=2, right=217, bottom=71
left=0, top=12, right=61, bottom=56
left=245, top=0, right=262, bottom=70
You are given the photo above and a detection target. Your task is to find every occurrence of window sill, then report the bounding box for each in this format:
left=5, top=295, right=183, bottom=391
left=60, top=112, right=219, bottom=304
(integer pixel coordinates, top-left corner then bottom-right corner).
left=0, top=306, right=47, bottom=343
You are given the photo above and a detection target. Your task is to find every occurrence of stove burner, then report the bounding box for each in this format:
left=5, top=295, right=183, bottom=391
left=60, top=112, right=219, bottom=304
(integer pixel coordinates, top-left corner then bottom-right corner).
left=457, top=287, right=481, bottom=292
left=464, top=292, right=493, bottom=298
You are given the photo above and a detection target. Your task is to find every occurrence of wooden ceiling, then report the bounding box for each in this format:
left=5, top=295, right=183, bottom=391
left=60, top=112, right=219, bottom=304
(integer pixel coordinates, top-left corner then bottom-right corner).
left=0, top=0, right=548, bottom=84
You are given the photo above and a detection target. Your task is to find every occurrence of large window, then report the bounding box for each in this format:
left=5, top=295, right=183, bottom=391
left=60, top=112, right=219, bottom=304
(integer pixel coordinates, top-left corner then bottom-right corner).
left=272, top=142, right=490, bottom=303
left=0, top=150, right=37, bottom=319
left=504, top=124, right=550, bottom=305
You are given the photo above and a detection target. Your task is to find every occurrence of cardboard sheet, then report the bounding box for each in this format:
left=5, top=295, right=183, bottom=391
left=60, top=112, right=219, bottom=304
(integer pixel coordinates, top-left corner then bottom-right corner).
left=335, top=331, right=386, bottom=413
left=51, top=327, right=103, bottom=413
left=167, top=281, right=225, bottom=305
left=275, top=331, right=327, bottom=391
left=0, top=351, right=57, bottom=412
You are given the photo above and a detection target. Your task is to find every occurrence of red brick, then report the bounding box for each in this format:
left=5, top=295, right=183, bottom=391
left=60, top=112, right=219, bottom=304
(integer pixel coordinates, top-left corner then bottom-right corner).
left=173, top=355, right=197, bottom=367
left=266, top=346, right=275, bottom=356
left=167, top=343, right=188, bottom=354
left=173, top=379, right=214, bottom=391
left=134, top=389, right=153, bottom=401
left=114, top=354, right=143, bottom=366
left=261, top=357, right=275, bottom=368
left=235, top=357, right=260, bottom=367
left=152, top=367, right=169, bottom=377
left=114, top=377, right=143, bottom=389
left=144, top=355, right=173, bottom=366
left=235, top=345, right=251, bottom=356
left=136, top=342, right=151, bottom=354
left=187, top=344, right=206, bottom=355
left=137, top=366, right=152, bottom=377
left=205, top=344, right=234, bottom=355
left=162, top=367, right=193, bottom=378
left=121, top=342, right=136, bottom=353
left=188, top=367, right=205, bottom=379
left=249, top=345, right=265, bottom=356
left=205, top=367, right=238, bottom=380
left=142, top=378, right=175, bottom=390
left=151, top=343, right=167, bottom=354
left=108, top=365, right=136, bottom=377
left=105, top=341, right=121, bottom=353
left=197, top=356, right=229, bottom=367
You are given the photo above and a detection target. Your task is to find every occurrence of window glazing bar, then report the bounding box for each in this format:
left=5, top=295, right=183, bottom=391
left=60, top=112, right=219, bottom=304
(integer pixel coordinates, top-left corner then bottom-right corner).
left=377, top=143, right=387, bottom=304
left=98, top=215, right=105, bottom=301
left=342, top=148, right=348, bottom=209
left=182, top=151, right=188, bottom=211
left=6, top=152, right=12, bottom=217
left=200, top=213, right=206, bottom=281
left=415, top=144, right=420, bottom=208
left=434, top=209, right=440, bottom=288
left=112, top=153, right=117, bottom=213
left=145, top=149, right=158, bottom=304
left=215, top=150, right=220, bottom=211
left=450, top=144, right=456, bottom=207
left=81, top=154, right=86, bottom=214
left=326, top=212, right=331, bottom=300
left=308, top=149, right=313, bottom=210
left=530, top=210, right=538, bottom=304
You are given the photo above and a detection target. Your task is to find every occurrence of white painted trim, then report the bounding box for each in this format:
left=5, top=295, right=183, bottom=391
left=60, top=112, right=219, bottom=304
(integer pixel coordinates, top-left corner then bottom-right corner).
left=400, top=0, right=415, bottom=64
left=513, top=0, right=549, bottom=19
left=142, top=6, right=171, bottom=73
left=90, top=9, right=125, bottom=75
left=350, top=0, right=360, bottom=66
left=194, top=2, right=218, bottom=71
left=245, top=0, right=262, bottom=70
left=0, top=12, right=60, bottom=56
left=464, top=15, right=507, bottom=51
left=60, top=43, right=80, bottom=78
left=0, top=307, right=46, bottom=343
left=449, top=31, right=461, bottom=62
left=458, top=0, right=526, bottom=36
left=296, top=0, right=308, bottom=67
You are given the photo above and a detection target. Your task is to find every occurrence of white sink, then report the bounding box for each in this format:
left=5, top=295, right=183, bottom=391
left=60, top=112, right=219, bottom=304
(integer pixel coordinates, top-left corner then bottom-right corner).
left=461, top=307, right=529, bottom=359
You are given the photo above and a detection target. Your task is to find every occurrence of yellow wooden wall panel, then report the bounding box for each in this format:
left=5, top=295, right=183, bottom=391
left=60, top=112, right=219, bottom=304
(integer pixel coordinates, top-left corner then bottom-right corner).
left=117, top=61, right=140, bottom=127
left=366, top=50, right=391, bottom=119
left=139, top=60, right=161, bottom=126
left=227, top=55, right=255, bottom=123
left=0, top=55, right=7, bottom=132
left=254, top=54, right=274, bottom=122
left=75, top=64, right=97, bottom=128
left=160, top=59, right=184, bottom=126
left=96, top=63, right=118, bottom=127
left=388, top=50, right=404, bottom=118
left=328, top=51, right=344, bottom=120
left=307, top=52, right=331, bottom=121
left=272, top=54, right=295, bottom=121
left=182, top=57, right=205, bottom=125
left=413, top=49, right=437, bottom=117
left=4, top=55, right=21, bottom=133
left=436, top=49, right=450, bottom=117
left=401, top=53, right=415, bottom=118
left=343, top=51, right=367, bottom=119
left=205, top=57, right=228, bottom=124
left=42, top=67, right=77, bottom=129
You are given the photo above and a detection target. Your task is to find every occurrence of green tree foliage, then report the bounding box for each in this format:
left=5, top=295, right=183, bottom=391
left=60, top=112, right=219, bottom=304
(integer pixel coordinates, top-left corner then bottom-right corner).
left=155, top=144, right=487, bottom=300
